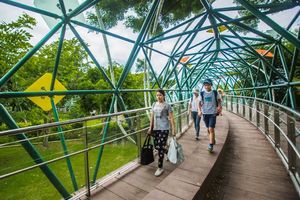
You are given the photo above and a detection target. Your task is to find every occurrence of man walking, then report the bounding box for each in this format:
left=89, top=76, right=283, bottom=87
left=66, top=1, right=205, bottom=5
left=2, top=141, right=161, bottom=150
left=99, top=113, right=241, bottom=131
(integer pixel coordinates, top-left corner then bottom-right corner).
left=189, top=88, right=201, bottom=140
left=198, top=79, right=222, bottom=152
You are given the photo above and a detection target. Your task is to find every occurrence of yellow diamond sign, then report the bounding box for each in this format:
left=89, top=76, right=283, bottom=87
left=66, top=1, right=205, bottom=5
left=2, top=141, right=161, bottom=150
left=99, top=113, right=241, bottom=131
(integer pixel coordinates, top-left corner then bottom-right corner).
left=25, top=73, right=67, bottom=111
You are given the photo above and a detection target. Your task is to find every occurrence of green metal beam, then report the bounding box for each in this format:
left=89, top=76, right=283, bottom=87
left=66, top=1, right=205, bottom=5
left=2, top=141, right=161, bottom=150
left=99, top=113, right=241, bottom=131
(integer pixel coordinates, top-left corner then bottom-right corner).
left=0, top=0, right=62, bottom=19
left=92, top=95, right=115, bottom=183
left=50, top=98, right=78, bottom=191
left=116, top=0, right=160, bottom=89
left=0, top=104, right=70, bottom=198
left=68, top=22, right=115, bottom=89
left=235, top=0, right=300, bottom=50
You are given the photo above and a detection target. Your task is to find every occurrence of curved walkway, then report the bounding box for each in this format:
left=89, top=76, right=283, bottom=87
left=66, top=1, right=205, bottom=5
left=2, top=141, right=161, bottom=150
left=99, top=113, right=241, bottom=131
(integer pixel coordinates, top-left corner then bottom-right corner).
left=205, top=111, right=299, bottom=200
left=87, top=112, right=298, bottom=200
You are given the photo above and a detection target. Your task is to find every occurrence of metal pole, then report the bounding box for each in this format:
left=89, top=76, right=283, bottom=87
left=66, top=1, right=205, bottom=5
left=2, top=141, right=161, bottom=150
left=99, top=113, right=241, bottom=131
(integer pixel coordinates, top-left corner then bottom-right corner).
left=256, top=101, right=260, bottom=127
left=249, top=100, right=253, bottom=122
left=83, top=121, right=91, bottom=197
left=0, top=104, right=70, bottom=198
left=242, top=98, right=246, bottom=117
left=236, top=97, right=239, bottom=115
left=50, top=98, right=78, bottom=191
left=230, top=96, right=233, bottom=111
left=287, top=113, right=296, bottom=172
left=274, top=108, right=280, bottom=148
left=264, top=103, right=269, bottom=135
left=178, top=105, right=182, bottom=133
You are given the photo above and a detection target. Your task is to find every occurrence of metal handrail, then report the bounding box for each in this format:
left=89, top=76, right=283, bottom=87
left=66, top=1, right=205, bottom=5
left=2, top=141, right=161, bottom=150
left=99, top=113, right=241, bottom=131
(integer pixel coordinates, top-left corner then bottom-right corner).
left=227, top=95, right=300, bottom=118
left=231, top=100, right=300, bottom=159
left=225, top=95, right=300, bottom=195
left=0, top=100, right=190, bottom=177
left=0, top=99, right=189, bottom=137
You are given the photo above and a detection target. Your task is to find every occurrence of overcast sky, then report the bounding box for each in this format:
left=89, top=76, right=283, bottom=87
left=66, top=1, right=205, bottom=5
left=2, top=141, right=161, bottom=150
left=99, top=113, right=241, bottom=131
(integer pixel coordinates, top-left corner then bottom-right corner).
left=0, top=0, right=299, bottom=75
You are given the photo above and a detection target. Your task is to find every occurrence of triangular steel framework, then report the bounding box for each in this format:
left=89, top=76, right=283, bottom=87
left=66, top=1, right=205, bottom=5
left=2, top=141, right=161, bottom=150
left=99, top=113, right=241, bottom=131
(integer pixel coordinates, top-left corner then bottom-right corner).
left=0, top=0, right=299, bottom=198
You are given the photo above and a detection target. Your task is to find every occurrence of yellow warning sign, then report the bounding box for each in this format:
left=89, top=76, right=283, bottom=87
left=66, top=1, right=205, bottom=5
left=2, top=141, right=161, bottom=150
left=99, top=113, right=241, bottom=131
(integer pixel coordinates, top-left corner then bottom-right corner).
left=25, top=73, right=67, bottom=111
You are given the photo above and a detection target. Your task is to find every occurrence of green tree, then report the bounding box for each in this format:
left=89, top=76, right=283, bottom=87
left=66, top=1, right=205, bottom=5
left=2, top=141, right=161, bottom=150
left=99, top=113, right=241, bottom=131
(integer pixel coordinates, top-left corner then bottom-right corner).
left=87, top=0, right=213, bottom=33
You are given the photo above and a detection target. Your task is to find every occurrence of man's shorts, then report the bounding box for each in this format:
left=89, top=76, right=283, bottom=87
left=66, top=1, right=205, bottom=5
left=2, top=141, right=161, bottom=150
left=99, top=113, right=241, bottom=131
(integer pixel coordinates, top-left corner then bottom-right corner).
left=203, top=114, right=217, bottom=128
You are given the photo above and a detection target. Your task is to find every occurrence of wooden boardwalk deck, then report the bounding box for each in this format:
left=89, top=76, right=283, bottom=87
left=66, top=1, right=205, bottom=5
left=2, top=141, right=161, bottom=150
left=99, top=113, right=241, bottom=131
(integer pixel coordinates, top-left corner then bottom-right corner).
left=89, top=114, right=229, bottom=200
left=87, top=112, right=299, bottom=200
left=205, top=111, right=299, bottom=200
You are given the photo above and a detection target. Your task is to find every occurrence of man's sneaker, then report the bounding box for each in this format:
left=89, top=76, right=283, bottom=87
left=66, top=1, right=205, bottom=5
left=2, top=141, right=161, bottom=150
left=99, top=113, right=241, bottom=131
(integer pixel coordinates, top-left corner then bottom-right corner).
left=207, top=144, right=213, bottom=153
left=154, top=168, right=164, bottom=176
left=213, top=139, right=216, bottom=145
left=195, top=137, right=199, bottom=140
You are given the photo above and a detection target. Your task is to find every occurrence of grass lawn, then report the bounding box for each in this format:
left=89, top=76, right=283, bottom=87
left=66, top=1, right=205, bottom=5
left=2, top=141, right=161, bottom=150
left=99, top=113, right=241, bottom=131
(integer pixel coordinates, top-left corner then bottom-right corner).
left=0, top=139, right=138, bottom=200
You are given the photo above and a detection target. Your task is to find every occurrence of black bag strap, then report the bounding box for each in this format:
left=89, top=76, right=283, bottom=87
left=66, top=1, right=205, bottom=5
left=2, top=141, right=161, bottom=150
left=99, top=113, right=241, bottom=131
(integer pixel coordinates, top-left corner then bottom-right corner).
left=213, top=90, right=218, bottom=105
left=143, top=135, right=152, bottom=147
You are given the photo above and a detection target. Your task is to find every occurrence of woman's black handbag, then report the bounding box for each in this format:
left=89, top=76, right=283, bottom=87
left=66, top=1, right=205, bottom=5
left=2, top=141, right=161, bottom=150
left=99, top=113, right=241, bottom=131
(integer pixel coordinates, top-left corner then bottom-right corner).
left=140, top=135, right=154, bottom=165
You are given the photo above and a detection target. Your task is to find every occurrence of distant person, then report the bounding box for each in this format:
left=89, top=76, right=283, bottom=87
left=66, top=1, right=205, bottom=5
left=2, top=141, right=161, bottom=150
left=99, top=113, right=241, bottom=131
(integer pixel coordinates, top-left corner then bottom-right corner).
left=189, top=88, right=201, bottom=140
left=198, top=79, right=222, bottom=152
left=217, top=88, right=224, bottom=116
left=148, top=89, right=176, bottom=176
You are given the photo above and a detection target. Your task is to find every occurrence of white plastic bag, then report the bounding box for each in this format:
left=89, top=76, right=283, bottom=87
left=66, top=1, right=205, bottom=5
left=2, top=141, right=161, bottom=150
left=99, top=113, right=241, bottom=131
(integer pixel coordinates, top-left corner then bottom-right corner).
left=167, top=137, right=177, bottom=164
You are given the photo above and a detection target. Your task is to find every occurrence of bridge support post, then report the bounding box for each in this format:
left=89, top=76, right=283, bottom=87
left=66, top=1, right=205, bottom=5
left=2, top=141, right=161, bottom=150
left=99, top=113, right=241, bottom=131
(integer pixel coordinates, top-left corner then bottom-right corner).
left=236, top=97, right=239, bottom=115
left=230, top=96, right=233, bottom=111
left=136, top=117, right=142, bottom=161
left=249, top=100, right=253, bottom=121
left=225, top=96, right=228, bottom=110
left=256, top=101, right=260, bottom=128
left=178, top=105, right=182, bottom=133
left=264, top=104, right=269, bottom=135
left=287, top=113, right=296, bottom=173
left=242, top=98, right=246, bottom=117
left=274, top=109, right=280, bottom=148
left=83, top=121, right=91, bottom=197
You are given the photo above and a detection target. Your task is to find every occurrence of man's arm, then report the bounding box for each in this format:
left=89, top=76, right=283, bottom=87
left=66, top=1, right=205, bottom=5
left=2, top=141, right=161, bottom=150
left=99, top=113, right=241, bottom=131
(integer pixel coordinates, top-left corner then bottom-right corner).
left=198, top=100, right=202, bottom=116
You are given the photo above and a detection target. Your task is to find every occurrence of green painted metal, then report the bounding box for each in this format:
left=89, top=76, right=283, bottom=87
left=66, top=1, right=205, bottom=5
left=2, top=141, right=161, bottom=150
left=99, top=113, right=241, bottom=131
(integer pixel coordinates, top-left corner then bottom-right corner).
left=117, top=0, right=160, bottom=89
left=92, top=95, right=115, bottom=183
left=236, top=0, right=300, bottom=50
left=0, top=0, right=62, bottom=19
left=50, top=98, right=78, bottom=191
left=68, top=22, right=115, bottom=89
left=0, top=104, right=70, bottom=198
left=50, top=24, right=66, bottom=91
left=162, top=14, right=209, bottom=87
left=1, top=0, right=300, bottom=198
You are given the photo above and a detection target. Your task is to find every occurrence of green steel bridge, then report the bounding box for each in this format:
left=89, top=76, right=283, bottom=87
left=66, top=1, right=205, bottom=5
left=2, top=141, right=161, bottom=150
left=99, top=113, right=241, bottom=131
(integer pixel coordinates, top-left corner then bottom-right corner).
left=0, top=0, right=300, bottom=199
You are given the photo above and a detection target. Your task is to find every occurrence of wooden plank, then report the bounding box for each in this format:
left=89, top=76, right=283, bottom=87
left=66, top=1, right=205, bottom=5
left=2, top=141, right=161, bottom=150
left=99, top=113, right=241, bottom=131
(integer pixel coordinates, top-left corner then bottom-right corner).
left=104, top=180, right=148, bottom=200
left=142, top=189, right=182, bottom=200
left=91, top=187, right=125, bottom=200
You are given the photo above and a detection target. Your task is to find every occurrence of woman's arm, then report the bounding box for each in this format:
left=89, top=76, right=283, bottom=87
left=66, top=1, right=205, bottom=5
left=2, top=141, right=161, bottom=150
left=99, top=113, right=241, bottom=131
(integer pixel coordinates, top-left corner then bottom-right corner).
left=169, top=112, right=176, bottom=136
left=147, top=112, right=154, bottom=135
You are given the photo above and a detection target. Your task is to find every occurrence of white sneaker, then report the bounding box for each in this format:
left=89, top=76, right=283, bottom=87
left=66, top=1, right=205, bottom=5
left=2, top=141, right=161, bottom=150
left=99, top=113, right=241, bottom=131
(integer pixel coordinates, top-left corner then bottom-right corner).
left=154, top=168, right=164, bottom=176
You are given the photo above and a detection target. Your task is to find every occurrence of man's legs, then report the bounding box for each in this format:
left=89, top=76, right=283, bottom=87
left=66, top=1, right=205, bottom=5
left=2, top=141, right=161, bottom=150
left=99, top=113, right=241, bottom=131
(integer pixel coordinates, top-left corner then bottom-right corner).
left=203, top=114, right=217, bottom=152
left=208, top=127, right=215, bottom=144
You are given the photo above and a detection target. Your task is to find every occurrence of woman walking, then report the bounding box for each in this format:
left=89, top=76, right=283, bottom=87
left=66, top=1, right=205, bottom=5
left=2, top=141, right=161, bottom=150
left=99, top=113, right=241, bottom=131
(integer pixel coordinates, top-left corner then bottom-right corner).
left=148, top=89, right=176, bottom=176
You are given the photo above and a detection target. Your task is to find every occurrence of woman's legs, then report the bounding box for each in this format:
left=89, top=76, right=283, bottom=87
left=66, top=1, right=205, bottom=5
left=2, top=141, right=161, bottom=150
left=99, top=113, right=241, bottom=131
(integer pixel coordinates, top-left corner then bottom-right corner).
left=153, top=130, right=169, bottom=168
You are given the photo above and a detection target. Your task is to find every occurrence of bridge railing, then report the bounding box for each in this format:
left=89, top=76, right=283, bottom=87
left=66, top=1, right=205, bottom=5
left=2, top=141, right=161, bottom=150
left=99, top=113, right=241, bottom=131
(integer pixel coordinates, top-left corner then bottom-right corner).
left=224, top=95, right=300, bottom=193
left=0, top=100, right=190, bottom=199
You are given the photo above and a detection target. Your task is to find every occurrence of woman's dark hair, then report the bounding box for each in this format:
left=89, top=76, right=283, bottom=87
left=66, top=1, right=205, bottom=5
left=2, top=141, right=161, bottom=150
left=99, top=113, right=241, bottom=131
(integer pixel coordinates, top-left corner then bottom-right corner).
left=156, top=89, right=165, bottom=96
left=156, top=89, right=166, bottom=101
